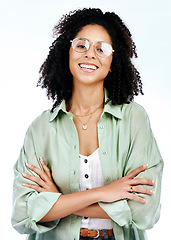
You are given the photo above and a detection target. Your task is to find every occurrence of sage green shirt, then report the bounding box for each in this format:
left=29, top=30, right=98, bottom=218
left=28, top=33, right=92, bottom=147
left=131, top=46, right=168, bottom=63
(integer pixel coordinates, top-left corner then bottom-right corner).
left=12, top=92, right=163, bottom=240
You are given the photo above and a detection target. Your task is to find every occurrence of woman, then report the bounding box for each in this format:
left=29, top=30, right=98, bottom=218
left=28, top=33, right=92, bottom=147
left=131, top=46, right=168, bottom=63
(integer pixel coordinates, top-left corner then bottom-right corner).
left=12, top=8, right=163, bottom=240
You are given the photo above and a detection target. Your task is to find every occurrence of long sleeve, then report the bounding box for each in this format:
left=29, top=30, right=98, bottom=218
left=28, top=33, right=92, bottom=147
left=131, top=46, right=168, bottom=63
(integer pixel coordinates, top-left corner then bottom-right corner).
left=11, top=99, right=164, bottom=240
left=11, top=124, right=61, bottom=234
left=99, top=102, right=163, bottom=231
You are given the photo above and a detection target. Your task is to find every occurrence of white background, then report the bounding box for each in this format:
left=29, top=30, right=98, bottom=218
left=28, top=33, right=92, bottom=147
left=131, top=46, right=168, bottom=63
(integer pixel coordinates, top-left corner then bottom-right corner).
left=0, top=0, right=170, bottom=239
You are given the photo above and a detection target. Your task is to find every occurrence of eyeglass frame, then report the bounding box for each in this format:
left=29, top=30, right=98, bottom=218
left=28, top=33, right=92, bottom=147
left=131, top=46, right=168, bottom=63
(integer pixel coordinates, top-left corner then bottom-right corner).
left=70, top=37, right=114, bottom=58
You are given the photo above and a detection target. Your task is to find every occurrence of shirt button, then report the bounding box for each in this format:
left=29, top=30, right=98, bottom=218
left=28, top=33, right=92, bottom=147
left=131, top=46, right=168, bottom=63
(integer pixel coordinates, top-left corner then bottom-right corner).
left=85, top=174, right=89, bottom=179
left=106, top=177, right=111, bottom=182
left=84, top=159, right=88, bottom=163
left=73, top=145, right=76, bottom=149
left=103, top=151, right=107, bottom=155
left=100, top=125, right=105, bottom=129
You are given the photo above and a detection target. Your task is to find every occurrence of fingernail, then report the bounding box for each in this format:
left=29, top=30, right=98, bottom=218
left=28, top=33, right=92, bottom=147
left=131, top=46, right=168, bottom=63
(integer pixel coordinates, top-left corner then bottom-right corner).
left=26, top=163, right=31, bottom=168
left=143, top=164, right=148, bottom=168
left=39, top=157, right=43, bottom=163
left=23, top=173, right=27, bottom=177
left=152, top=180, right=156, bottom=184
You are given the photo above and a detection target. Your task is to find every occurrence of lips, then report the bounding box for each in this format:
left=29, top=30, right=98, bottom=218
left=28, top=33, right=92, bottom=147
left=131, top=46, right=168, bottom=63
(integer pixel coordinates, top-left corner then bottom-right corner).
left=79, top=63, right=99, bottom=72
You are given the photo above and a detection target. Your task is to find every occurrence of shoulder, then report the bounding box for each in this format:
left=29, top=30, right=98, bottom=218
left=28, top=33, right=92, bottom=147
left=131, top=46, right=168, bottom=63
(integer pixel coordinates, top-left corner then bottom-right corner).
left=122, top=101, right=149, bottom=122
left=121, top=102, right=152, bottom=137
left=30, top=110, right=52, bottom=129
left=22, top=110, right=52, bottom=148
left=26, top=110, right=54, bottom=139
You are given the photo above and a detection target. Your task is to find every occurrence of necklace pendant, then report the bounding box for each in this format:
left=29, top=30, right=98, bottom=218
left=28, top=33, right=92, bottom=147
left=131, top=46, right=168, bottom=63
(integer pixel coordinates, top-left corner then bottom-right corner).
left=82, top=124, right=88, bottom=130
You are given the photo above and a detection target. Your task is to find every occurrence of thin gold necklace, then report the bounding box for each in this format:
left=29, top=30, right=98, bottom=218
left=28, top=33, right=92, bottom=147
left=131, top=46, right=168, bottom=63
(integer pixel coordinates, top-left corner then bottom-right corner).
left=70, top=101, right=104, bottom=130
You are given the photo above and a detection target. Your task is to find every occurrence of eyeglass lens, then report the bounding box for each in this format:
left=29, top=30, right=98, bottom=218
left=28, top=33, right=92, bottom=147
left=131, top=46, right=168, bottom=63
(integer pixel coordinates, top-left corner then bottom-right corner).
left=72, top=38, right=113, bottom=57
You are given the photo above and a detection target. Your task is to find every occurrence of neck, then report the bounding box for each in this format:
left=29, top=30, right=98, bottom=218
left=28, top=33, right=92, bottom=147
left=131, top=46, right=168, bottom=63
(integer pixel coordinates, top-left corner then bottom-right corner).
left=69, top=84, right=104, bottom=115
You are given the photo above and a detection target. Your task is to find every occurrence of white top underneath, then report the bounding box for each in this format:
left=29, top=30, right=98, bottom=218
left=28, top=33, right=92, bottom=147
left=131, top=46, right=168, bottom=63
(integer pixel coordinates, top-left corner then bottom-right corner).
left=79, top=148, right=113, bottom=230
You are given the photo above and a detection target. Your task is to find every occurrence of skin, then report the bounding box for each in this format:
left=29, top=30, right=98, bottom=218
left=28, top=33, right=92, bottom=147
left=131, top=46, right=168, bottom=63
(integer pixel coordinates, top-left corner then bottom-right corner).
left=69, top=24, right=113, bottom=89
left=69, top=24, right=113, bottom=156
left=23, top=24, right=155, bottom=222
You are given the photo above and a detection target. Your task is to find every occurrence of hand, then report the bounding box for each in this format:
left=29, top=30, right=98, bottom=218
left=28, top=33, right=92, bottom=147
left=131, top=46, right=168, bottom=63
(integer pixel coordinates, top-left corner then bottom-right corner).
left=23, top=158, right=59, bottom=193
left=98, top=164, right=155, bottom=203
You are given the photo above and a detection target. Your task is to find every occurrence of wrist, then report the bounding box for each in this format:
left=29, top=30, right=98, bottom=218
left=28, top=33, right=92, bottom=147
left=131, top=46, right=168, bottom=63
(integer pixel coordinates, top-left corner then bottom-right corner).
left=90, top=186, right=104, bottom=202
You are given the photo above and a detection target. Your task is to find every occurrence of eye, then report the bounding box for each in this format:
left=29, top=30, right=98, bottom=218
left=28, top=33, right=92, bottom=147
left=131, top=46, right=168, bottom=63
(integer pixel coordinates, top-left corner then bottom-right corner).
left=76, top=44, right=86, bottom=49
left=96, top=47, right=104, bottom=53
left=96, top=43, right=105, bottom=53
left=71, top=38, right=89, bottom=52
left=74, top=39, right=88, bottom=51
left=96, top=42, right=113, bottom=56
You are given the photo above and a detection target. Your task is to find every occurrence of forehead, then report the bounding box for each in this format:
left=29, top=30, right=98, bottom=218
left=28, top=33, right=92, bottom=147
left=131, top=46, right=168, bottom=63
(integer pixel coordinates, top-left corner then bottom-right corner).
left=75, top=24, right=112, bottom=43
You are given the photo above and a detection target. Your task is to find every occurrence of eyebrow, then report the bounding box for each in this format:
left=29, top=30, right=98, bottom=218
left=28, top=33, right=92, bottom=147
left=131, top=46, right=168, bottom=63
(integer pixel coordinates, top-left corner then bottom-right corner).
left=76, top=37, right=112, bottom=45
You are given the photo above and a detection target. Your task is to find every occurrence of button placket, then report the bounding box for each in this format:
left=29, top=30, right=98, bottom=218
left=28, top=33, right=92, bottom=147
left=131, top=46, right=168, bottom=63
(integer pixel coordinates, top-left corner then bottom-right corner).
left=84, top=159, right=88, bottom=163
left=84, top=156, right=91, bottom=188
left=81, top=156, right=91, bottom=224
left=80, top=155, right=91, bottom=191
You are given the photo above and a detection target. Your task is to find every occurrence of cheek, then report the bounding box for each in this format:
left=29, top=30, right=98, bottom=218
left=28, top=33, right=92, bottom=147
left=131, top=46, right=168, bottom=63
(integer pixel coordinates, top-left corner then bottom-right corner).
left=69, top=48, right=75, bottom=74
left=107, top=55, right=113, bottom=68
left=69, top=48, right=79, bottom=70
left=69, top=47, right=72, bottom=65
left=102, top=57, right=112, bottom=72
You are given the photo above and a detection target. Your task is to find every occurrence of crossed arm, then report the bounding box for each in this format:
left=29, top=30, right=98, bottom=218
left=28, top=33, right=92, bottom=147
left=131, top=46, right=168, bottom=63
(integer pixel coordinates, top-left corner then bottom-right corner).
left=23, top=157, right=155, bottom=222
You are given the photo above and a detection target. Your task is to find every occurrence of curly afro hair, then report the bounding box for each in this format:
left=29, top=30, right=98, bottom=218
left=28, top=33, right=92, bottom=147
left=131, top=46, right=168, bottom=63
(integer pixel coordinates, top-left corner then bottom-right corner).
left=38, top=8, right=143, bottom=111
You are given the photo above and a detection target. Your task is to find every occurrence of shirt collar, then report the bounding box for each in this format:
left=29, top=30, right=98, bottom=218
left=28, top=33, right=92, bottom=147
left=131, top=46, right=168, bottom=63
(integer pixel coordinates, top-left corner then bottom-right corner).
left=49, top=100, right=70, bottom=122
left=103, top=89, right=123, bottom=119
left=49, top=88, right=123, bottom=122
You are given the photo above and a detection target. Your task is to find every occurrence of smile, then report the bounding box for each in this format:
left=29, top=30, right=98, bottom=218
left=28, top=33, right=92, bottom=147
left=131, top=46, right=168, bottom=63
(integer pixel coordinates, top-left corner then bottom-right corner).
left=79, top=63, right=99, bottom=71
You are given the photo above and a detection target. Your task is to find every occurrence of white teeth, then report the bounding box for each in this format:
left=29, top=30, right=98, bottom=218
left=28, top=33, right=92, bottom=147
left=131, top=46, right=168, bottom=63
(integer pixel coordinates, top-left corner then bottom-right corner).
left=79, top=64, right=97, bottom=70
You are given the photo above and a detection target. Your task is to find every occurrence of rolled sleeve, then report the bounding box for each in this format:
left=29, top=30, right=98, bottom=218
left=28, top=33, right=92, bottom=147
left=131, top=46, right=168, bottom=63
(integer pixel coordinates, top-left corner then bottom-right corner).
left=99, top=200, right=132, bottom=228
left=99, top=137, right=163, bottom=230
left=127, top=137, right=163, bottom=230
left=99, top=103, right=163, bottom=231
left=12, top=125, right=62, bottom=234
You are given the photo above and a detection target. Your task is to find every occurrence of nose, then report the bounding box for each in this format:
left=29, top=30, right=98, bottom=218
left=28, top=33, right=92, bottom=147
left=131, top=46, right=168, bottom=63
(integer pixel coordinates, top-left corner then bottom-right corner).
left=84, top=44, right=96, bottom=59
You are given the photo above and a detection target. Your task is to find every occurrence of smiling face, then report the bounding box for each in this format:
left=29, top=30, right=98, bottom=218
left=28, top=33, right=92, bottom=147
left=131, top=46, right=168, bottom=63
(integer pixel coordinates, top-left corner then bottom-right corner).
left=69, top=24, right=113, bottom=88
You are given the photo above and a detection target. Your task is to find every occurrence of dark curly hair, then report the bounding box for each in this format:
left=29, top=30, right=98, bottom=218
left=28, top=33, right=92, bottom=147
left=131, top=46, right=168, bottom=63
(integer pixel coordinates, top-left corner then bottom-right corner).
left=38, top=8, right=143, bottom=111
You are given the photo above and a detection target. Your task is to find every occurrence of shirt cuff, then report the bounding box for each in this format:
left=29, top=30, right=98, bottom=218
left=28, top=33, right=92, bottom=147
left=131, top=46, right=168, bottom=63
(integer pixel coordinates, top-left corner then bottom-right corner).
left=98, top=200, right=132, bottom=227
left=27, top=191, right=61, bottom=233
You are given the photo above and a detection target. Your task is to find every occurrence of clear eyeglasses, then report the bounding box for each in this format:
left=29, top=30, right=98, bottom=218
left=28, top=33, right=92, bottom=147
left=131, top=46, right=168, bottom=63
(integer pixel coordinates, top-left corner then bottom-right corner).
left=70, top=37, right=114, bottom=58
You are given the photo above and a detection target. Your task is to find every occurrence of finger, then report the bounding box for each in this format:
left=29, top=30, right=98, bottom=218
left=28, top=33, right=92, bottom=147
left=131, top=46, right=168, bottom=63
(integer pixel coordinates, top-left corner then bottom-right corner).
left=129, top=186, right=154, bottom=195
left=23, top=183, right=45, bottom=193
left=23, top=173, right=45, bottom=187
left=39, top=158, right=52, bottom=179
left=126, top=164, right=148, bottom=179
left=27, top=163, right=49, bottom=182
left=126, top=192, right=147, bottom=203
left=131, top=178, right=156, bottom=186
